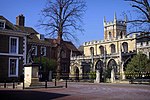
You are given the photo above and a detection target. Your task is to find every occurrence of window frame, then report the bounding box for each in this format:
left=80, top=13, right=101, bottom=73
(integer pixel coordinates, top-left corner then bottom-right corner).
left=99, top=46, right=104, bottom=55
left=0, top=20, right=5, bottom=29
left=31, top=46, right=37, bottom=56
left=41, top=46, right=46, bottom=56
left=9, top=37, right=19, bottom=54
left=108, top=31, right=112, bottom=39
left=90, top=47, right=94, bottom=56
left=110, top=44, right=116, bottom=54
left=8, top=57, right=19, bottom=77
left=122, top=42, right=128, bottom=53
left=120, top=31, right=123, bottom=38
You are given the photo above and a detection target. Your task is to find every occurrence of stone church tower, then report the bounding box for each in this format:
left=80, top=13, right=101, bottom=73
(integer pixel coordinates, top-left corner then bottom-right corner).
left=104, top=13, right=127, bottom=40
left=70, top=13, right=140, bottom=82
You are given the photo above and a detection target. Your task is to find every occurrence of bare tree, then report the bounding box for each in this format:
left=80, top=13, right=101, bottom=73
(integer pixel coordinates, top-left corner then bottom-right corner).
left=125, top=0, right=150, bottom=35
left=39, top=0, right=86, bottom=79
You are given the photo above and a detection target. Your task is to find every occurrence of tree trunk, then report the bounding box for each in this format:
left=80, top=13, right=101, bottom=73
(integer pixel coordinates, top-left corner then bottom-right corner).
left=56, top=34, right=63, bottom=80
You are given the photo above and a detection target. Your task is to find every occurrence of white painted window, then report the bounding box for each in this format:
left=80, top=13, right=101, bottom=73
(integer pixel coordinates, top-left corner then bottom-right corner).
left=31, top=46, right=37, bottom=55
left=9, top=37, right=19, bottom=54
left=41, top=47, right=46, bottom=56
left=0, top=20, right=5, bottom=29
left=9, top=58, right=18, bottom=77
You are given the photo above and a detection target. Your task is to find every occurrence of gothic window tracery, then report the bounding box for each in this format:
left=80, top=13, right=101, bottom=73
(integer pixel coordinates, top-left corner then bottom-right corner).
left=107, top=59, right=118, bottom=79
left=99, top=46, right=104, bottom=55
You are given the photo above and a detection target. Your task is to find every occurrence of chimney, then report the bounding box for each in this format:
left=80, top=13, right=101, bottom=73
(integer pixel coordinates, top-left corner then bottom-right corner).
left=16, top=14, right=25, bottom=26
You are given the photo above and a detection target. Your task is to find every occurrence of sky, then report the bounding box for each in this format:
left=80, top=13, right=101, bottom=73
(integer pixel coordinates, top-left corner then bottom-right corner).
left=0, top=0, right=133, bottom=47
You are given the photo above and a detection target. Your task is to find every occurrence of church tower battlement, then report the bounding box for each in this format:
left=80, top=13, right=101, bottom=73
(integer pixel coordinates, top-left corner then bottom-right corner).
left=104, top=13, right=127, bottom=41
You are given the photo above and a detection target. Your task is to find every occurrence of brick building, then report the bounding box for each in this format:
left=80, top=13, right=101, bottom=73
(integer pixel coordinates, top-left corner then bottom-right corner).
left=15, top=14, right=81, bottom=80
left=0, top=15, right=28, bottom=81
left=0, top=14, right=81, bottom=81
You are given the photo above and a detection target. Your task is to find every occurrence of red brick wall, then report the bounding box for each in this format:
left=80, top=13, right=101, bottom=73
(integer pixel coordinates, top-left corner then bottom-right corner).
left=0, top=34, right=9, bottom=53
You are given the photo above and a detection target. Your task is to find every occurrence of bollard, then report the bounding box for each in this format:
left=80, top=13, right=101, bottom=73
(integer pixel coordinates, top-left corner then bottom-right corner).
left=55, top=78, right=57, bottom=86
left=4, top=80, right=6, bottom=88
left=45, top=80, right=47, bottom=88
left=23, top=80, right=25, bottom=89
left=65, top=79, right=67, bottom=88
left=13, top=80, right=15, bottom=89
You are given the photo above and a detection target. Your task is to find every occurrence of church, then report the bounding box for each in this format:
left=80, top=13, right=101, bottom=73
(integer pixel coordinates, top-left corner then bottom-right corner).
left=70, top=13, right=150, bottom=82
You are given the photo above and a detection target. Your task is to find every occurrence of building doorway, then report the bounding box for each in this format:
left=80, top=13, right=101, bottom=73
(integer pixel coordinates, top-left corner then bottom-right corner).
left=75, top=67, right=79, bottom=81
left=107, top=59, right=118, bottom=79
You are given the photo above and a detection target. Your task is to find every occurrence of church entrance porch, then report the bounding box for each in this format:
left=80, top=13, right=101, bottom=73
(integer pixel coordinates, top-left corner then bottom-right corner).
left=95, top=60, right=105, bottom=83
left=107, top=59, right=119, bottom=83
left=75, top=67, right=79, bottom=81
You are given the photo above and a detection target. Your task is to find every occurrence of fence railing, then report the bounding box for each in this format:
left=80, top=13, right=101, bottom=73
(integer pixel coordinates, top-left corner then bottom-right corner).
left=0, top=72, right=149, bottom=89
left=0, top=78, right=68, bottom=89
left=0, top=80, right=23, bottom=89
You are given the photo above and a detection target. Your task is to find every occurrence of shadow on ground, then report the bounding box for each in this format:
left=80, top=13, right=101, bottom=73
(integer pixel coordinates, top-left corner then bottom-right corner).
left=0, top=90, right=69, bottom=100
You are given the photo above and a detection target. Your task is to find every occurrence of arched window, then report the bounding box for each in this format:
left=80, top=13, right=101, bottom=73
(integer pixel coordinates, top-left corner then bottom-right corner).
left=90, top=47, right=94, bottom=56
left=109, top=32, right=112, bottom=39
left=99, top=46, right=104, bottom=55
left=120, top=31, right=123, bottom=38
left=122, top=42, right=128, bottom=53
left=107, top=59, right=117, bottom=70
left=95, top=60, right=104, bottom=70
left=110, top=44, right=116, bottom=54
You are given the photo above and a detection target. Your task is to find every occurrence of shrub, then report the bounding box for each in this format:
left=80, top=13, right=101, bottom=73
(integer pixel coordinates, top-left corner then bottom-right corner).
left=89, top=71, right=96, bottom=79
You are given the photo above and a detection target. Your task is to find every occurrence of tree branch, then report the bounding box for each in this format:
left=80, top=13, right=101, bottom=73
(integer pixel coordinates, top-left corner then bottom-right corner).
left=132, top=5, right=150, bottom=21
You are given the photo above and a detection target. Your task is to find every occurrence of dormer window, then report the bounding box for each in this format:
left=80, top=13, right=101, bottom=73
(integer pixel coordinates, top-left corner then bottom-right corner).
left=36, top=34, right=45, bottom=40
left=0, top=20, right=5, bottom=29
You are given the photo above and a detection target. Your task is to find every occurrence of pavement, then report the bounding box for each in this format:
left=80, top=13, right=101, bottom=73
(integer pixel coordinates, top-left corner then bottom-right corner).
left=0, top=82, right=150, bottom=100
